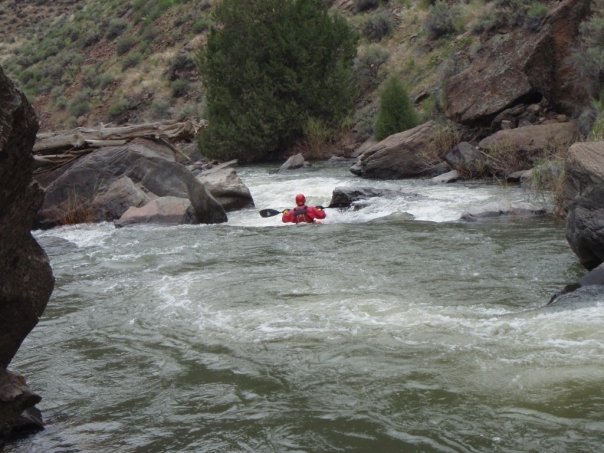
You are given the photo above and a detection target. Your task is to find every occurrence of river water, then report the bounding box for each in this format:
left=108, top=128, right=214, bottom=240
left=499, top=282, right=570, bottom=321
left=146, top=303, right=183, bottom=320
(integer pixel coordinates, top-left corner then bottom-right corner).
left=9, top=163, right=604, bottom=452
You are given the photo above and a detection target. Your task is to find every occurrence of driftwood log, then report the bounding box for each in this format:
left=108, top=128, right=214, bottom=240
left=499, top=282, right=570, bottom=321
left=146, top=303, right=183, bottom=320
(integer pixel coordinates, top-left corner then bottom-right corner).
left=33, top=119, right=205, bottom=174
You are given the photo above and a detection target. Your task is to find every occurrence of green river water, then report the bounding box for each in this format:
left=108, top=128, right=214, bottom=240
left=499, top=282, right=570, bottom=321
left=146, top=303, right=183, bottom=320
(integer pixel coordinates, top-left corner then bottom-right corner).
left=6, top=164, right=604, bottom=452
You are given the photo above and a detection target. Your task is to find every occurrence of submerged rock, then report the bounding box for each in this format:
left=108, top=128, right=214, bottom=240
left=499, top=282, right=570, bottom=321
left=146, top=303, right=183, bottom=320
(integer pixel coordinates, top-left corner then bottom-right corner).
left=460, top=202, right=546, bottom=221
left=548, top=264, right=604, bottom=305
left=329, top=186, right=423, bottom=208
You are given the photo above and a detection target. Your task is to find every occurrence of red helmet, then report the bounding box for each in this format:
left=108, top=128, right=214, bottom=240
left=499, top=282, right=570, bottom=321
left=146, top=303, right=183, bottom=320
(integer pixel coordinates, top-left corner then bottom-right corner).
left=295, top=194, right=306, bottom=205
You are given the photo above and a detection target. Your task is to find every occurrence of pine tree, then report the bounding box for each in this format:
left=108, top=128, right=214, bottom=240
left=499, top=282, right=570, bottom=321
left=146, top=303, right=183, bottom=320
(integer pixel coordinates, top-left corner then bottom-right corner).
left=197, top=0, right=357, bottom=162
left=374, top=76, right=419, bottom=141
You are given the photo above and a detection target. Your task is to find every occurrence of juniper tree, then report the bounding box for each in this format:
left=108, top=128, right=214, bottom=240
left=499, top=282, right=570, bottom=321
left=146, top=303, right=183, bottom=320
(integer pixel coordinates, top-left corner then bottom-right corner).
left=374, top=76, right=419, bottom=141
left=197, top=0, right=357, bottom=162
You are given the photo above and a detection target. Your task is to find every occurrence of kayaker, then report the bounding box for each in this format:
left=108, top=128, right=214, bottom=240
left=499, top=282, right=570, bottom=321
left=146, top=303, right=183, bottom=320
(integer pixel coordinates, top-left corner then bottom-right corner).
left=282, top=194, right=326, bottom=224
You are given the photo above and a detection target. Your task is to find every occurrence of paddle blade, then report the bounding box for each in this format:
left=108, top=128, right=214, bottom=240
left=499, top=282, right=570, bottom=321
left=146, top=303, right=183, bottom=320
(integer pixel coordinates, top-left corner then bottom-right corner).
left=259, top=208, right=283, bottom=218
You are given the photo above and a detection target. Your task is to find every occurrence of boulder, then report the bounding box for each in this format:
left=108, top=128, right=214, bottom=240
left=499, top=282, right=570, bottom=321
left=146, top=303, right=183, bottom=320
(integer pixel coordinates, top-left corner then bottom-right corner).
left=431, top=170, right=460, bottom=183
left=36, top=138, right=227, bottom=228
left=560, top=141, right=604, bottom=213
left=197, top=167, right=254, bottom=211
left=91, top=176, right=151, bottom=221
left=566, top=184, right=604, bottom=270
left=548, top=262, right=604, bottom=305
left=0, top=66, right=53, bottom=438
left=444, top=0, right=591, bottom=125
left=478, top=122, right=579, bottom=174
left=350, top=121, right=457, bottom=179
left=114, top=196, right=193, bottom=227
left=278, top=153, right=307, bottom=172
left=443, top=142, right=486, bottom=177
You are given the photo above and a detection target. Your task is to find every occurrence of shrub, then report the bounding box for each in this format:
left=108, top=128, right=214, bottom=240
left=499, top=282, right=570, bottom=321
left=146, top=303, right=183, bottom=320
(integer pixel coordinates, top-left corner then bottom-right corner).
left=122, top=52, right=142, bottom=70
left=354, top=45, right=390, bottom=93
left=192, top=16, right=212, bottom=34
left=303, top=117, right=336, bottom=157
left=69, top=91, right=91, bottom=118
left=363, top=11, right=393, bottom=42
left=473, top=0, right=550, bottom=34
left=590, top=92, right=604, bottom=140
left=425, top=0, right=459, bottom=40
left=149, top=99, right=171, bottom=120
left=570, top=3, right=604, bottom=98
left=171, top=79, right=189, bottom=98
left=353, top=105, right=377, bottom=141
left=107, top=98, right=131, bottom=123
left=374, top=76, right=419, bottom=140
left=116, top=35, right=137, bottom=55
left=106, top=19, right=128, bottom=40
left=197, top=0, right=358, bottom=162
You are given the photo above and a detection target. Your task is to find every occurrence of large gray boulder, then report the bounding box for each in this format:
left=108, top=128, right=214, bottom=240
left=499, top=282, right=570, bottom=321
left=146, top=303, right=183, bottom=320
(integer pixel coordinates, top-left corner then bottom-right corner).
left=115, top=196, right=193, bottom=227
left=197, top=167, right=254, bottom=211
left=444, top=0, right=591, bottom=125
left=36, top=138, right=227, bottom=228
left=350, top=121, right=457, bottom=179
left=0, top=67, right=53, bottom=439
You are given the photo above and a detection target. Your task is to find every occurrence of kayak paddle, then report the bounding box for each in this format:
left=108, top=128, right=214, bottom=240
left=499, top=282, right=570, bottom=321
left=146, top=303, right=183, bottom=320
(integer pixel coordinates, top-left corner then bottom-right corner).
left=259, top=208, right=284, bottom=218
left=259, top=206, right=328, bottom=218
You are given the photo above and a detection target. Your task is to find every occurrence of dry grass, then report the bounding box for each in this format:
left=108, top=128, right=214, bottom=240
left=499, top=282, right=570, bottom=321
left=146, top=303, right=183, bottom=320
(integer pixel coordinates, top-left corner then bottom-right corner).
left=59, top=189, right=97, bottom=225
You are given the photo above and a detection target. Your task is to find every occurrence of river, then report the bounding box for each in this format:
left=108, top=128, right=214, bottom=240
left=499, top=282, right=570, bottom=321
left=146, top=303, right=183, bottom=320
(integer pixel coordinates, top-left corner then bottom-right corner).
left=8, top=163, right=604, bottom=452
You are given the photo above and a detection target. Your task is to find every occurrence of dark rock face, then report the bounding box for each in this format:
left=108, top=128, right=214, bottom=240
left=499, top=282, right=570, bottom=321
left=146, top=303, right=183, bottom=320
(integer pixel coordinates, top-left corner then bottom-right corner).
left=0, top=67, right=54, bottom=438
left=444, top=0, right=591, bottom=125
left=566, top=184, right=604, bottom=270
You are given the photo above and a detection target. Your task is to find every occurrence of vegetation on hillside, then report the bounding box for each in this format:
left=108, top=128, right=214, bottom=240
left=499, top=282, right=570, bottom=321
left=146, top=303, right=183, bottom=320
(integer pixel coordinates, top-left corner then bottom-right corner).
left=0, top=0, right=602, bottom=148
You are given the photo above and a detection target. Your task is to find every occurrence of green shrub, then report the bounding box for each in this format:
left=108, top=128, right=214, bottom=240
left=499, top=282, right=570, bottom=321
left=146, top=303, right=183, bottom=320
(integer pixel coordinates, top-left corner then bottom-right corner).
left=590, top=91, right=604, bottom=140
left=575, top=5, right=604, bottom=90
left=374, top=76, right=419, bottom=140
left=192, top=16, right=212, bottom=34
left=116, top=35, right=137, bottom=55
left=425, top=0, right=459, bottom=40
left=171, top=79, right=189, bottom=98
left=473, top=0, right=549, bottom=34
left=353, top=105, right=377, bottom=141
left=197, top=0, right=358, bottom=162
left=363, top=11, right=393, bottom=42
left=69, top=91, right=92, bottom=118
left=354, top=45, right=389, bottom=93
left=149, top=99, right=171, bottom=120
left=106, top=19, right=128, bottom=40
left=107, top=98, right=130, bottom=122
left=303, top=117, right=336, bottom=156
left=122, top=52, right=142, bottom=70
